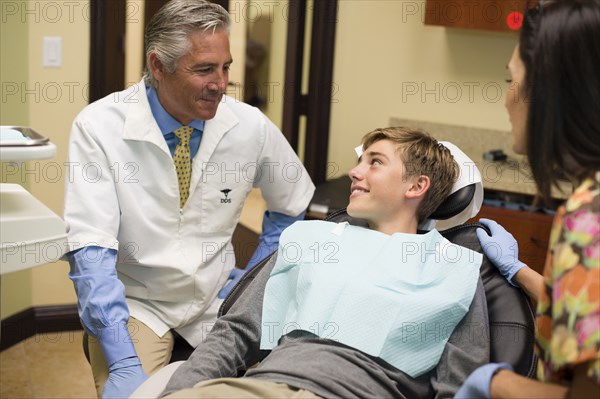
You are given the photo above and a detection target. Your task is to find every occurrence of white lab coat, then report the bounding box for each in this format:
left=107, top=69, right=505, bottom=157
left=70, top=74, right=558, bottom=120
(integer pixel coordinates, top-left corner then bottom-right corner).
left=64, top=80, right=315, bottom=346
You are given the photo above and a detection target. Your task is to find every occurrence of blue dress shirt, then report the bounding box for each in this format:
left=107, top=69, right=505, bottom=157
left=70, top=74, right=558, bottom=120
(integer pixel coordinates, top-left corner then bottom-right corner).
left=146, top=86, right=204, bottom=158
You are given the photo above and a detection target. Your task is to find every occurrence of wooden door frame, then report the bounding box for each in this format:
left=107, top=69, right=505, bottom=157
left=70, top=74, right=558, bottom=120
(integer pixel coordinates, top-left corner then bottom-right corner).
left=89, top=0, right=126, bottom=103
left=304, top=0, right=338, bottom=185
left=282, top=0, right=338, bottom=185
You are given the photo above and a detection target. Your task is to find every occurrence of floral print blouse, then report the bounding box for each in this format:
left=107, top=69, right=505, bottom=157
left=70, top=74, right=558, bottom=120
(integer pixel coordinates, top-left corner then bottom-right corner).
left=535, top=177, right=600, bottom=385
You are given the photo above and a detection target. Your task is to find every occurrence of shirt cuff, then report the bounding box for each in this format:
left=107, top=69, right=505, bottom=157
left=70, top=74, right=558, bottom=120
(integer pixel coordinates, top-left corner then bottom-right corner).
left=98, top=323, right=138, bottom=367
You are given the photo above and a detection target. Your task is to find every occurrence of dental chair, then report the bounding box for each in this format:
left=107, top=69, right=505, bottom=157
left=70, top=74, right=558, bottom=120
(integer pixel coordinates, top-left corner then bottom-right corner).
left=219, top=142, right=537, bottom=378
left=130, top=180, right=537, bottom=398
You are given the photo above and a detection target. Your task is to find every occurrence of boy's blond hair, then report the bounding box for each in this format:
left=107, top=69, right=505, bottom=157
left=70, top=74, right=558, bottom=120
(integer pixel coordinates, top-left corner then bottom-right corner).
left=361, top=127, right=458, bottom=224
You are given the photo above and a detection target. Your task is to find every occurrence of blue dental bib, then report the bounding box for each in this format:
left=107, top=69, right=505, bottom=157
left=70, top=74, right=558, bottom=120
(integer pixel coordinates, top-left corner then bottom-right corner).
left=260, top=221, right=482, bottom=377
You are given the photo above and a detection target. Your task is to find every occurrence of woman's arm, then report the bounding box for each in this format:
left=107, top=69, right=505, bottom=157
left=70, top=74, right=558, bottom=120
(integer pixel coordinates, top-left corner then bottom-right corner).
left=490, top=369, right=568, bottom=398
left=490, top=363, right=599, bottom=399
left=512, top=266, right=544, bottom=302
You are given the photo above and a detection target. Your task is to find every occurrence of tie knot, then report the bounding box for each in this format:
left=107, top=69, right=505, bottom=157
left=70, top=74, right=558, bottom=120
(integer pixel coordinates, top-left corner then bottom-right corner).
left=174, top=126, right=193, bottom=144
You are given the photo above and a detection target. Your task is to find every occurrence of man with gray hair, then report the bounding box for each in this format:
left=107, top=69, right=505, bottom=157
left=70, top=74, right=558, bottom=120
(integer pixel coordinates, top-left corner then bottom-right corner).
left=63, top=1, right=315, bottom=398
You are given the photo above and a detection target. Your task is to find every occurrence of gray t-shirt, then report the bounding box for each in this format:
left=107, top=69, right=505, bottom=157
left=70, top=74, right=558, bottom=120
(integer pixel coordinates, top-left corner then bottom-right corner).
left=163, top=254, right=490, bottom=399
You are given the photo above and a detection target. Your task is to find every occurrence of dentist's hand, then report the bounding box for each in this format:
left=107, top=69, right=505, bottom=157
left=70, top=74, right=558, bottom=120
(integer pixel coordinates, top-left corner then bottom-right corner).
left=218, top=268, right=246, bottom=299
left=102, top=356, right=148, bottom=399
left=476, top=218, right=526, bottom=287
left=454, top=363, right=513, bottom=399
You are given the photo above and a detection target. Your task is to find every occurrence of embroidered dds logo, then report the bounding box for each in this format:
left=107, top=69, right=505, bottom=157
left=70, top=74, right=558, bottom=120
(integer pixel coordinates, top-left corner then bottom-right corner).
left=220, top=189, right=232, bottom=203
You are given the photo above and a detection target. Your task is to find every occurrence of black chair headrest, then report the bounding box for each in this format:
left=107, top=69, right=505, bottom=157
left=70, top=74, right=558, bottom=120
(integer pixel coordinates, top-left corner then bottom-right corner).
left=428, top=183, right=477, bottom=220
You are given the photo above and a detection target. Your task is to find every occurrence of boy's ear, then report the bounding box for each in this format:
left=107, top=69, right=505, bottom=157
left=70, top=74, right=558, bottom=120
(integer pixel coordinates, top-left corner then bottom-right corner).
left=405, top=175, right=430, bottom=199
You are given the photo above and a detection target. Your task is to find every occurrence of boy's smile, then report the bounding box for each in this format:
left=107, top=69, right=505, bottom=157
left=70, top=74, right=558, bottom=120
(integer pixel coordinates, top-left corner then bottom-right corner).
left=347, top=139, right=419, bottom=232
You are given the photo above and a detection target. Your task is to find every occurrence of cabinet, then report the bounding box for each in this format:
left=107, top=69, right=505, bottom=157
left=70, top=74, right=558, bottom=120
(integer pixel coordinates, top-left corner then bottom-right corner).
left=231, top=223, right=259, bottom=268
left=424, top=0, right=527, bottom=32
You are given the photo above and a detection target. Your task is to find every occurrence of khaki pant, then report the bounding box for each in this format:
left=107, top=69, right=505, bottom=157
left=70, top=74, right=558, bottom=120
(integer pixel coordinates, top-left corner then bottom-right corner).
left=88, top=317, right=174, bottom=398
left=164, top=378, right=323, bottom=399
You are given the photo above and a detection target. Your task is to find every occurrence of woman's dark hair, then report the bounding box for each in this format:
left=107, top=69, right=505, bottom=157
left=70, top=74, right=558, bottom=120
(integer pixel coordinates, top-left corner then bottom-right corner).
left=520, top=0, right=600, bottom=202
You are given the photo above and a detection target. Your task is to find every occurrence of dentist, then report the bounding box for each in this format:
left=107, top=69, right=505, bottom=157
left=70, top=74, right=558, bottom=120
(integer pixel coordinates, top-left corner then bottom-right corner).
left=63, top=1, right=314, bottom=398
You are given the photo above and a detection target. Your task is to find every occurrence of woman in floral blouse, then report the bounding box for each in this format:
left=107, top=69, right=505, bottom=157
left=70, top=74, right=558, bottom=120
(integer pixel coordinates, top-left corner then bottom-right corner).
left=455, top=1, right=600, bottom=398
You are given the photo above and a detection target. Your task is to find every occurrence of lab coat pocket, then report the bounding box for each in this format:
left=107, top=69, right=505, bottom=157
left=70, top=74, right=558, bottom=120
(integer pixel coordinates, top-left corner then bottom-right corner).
left=201, top=180, right=251, bottom=233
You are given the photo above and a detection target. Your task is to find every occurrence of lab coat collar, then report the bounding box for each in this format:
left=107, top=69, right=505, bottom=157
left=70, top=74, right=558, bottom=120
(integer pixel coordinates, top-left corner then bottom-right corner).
left=123, top=80, right=171, bottom=156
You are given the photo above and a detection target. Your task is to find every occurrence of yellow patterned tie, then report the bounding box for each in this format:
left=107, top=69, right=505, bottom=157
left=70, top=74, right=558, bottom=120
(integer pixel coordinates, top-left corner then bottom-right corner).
left=173, top=126, right=193, bottom=208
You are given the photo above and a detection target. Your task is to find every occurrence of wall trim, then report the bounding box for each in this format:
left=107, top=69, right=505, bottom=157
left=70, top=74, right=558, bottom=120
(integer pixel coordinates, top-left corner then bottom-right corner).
left=1, top=304, right=81, bottom=351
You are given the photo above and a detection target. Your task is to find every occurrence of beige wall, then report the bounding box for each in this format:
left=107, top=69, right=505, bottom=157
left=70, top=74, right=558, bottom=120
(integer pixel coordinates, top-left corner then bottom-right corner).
left=27, top=0, right=90, bottom=309
left=1, top=0, right=33, bottom=318
left=0, top=0, right=29, bottom=127
left=245, top=0, right=288, bottom=128
left=244, top=0, right=311, bottom=159
left=244, top=0, right=517, bottom=173
left=228, top=0, right=247, bottom=95
left=125, top=0, right=145, bottom=86
left=1, top=0, right=518, bottom=318
left=328, top=0, right=518, bottom=177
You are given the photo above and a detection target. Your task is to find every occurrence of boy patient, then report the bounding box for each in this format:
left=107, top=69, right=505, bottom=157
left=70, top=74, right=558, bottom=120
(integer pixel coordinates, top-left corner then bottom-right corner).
left=162, top=127, right=489, bottom=399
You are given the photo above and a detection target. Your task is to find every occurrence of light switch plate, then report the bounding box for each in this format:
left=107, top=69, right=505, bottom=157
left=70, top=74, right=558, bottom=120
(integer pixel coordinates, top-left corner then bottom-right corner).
left=43, top=36, right=62, bottom=68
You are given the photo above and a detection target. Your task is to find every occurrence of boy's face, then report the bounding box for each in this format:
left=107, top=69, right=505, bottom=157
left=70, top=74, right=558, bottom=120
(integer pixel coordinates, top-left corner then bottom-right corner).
left=347, top=139, right=417, bottom=224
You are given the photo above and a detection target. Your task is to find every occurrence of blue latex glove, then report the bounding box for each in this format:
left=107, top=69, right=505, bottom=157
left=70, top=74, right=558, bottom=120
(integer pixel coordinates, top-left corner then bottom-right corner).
left=476, top=218, right=526, bottom=287
left=245, top=210, right=306, bottom=270
left=218, top=267, right=246, bottom=299
left=454, top=363, right=513, bottom=399
left=102, top=356, right=148, bottom=399
left=68, top=247, right=138, bottom=366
